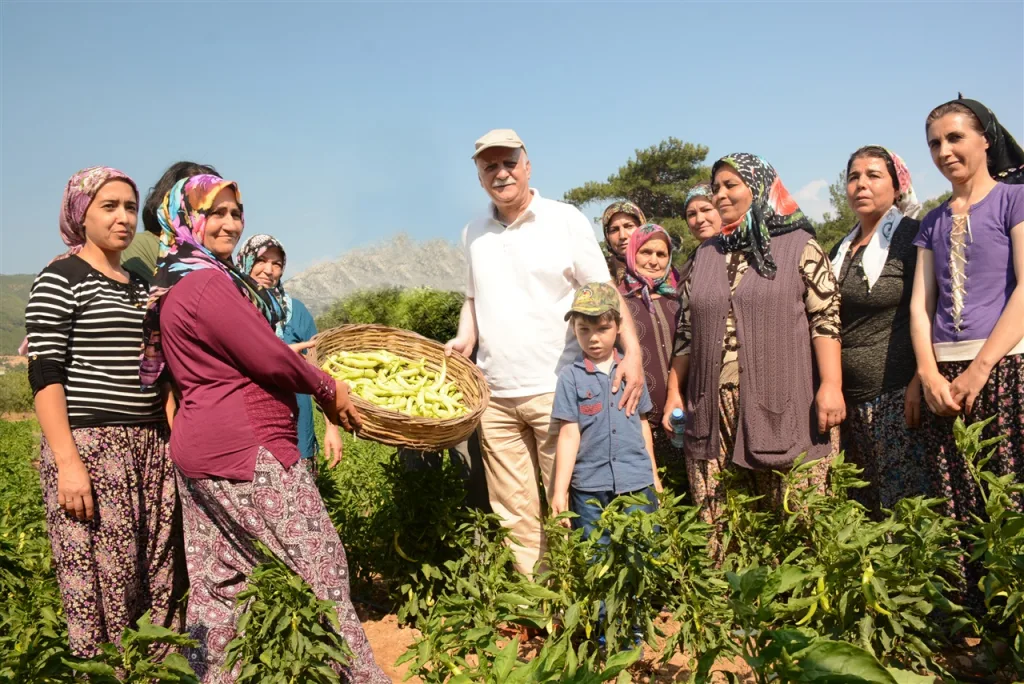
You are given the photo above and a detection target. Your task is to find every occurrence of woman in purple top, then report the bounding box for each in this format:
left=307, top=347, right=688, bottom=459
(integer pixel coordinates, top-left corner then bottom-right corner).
left=141, top=175, right=388, bottom=682
left=910, top=97, right=1024, bottom=607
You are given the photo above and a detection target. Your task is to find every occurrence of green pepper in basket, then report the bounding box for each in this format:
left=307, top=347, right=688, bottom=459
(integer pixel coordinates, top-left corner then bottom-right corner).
left=321, top=350, right=469, bottom=419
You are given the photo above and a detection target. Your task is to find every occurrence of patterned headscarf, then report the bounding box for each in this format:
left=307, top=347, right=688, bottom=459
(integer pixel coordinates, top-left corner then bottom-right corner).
left=833, top=147, right=920, bottom=291
left=139, top=175, right=282, bottom=388
left=945, top=96, right=1024, bottom=182
left=236, top=234, right=293, bottom=338
left=885, top=148, right=923, bottom=218
left=18, top=167, right=139, bottom=356
left=55, top=166, right=139, bottom=261
left=684, top=182, right=714, bottom=210
left=619, top=224, right=679, bottom=311
left=711, top=153, right=815, bottom=278
left=601, top=201, right=647, bottom=256
left=847, top=146, right=922, bottom=219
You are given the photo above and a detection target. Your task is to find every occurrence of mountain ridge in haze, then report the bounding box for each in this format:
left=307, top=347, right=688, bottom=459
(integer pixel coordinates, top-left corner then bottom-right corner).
left=285, top=233, right=467, bottom=314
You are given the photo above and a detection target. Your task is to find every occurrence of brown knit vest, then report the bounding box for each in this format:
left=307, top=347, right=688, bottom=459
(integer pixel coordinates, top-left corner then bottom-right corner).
left=684, top=231, right=831, bottom=469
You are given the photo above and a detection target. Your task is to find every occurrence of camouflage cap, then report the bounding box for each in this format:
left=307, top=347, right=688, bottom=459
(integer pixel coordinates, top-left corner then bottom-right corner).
left=564, top=282, right=621, bottom=321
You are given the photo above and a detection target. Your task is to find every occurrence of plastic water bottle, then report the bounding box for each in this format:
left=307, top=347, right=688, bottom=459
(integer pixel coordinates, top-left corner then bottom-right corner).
left=669, top=408, right=686, bottom=449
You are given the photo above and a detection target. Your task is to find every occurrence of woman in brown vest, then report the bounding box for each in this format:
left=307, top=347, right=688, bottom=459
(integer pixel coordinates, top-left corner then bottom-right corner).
left=665, top=153, right=843, bottom=535
left=664, top=184, right=723, bottom=429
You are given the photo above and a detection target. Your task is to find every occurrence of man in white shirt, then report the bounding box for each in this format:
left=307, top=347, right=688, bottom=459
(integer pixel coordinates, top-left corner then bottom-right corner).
left=446, top=129, right=646, bottom=576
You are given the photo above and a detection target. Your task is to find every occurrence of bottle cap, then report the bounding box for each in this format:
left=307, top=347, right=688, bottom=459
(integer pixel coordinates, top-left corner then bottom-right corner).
left=671, top=408, right=684, bottom=419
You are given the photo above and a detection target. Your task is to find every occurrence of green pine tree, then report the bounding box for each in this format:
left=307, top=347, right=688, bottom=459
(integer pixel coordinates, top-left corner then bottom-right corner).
left=563, top=137, right=711, bottom=259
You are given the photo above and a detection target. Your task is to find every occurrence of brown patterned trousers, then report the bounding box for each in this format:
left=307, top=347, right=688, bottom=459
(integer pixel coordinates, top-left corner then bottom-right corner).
left=176, top=448, right=388, bottom=683
left=40, top=423, right=185, bottom=657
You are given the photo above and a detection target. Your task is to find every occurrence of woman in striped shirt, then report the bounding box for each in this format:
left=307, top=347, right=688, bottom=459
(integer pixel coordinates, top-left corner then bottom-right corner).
left=24, top=167, right=183, bottom=656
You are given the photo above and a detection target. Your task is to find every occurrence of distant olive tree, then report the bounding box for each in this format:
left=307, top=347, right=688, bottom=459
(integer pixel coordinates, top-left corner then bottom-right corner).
left=394, top=288, right=465, bottom=343
left=316, top=288, right=404, bottom=331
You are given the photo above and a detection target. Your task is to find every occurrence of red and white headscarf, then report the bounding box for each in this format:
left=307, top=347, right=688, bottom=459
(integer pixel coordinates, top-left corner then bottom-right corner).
left=830, top=147, right=921, bottom=291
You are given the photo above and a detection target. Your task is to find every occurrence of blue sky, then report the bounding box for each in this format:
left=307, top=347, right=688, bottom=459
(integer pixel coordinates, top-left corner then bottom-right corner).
left=2, top=1, right=1022, bottom=277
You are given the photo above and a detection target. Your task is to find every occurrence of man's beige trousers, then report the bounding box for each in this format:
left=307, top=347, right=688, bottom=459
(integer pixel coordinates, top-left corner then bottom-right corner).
left=478, top=393, right=559, bottom=576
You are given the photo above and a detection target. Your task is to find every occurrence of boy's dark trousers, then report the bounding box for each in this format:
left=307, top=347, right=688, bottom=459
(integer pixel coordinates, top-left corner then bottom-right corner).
left=569, top=486, right=658, bottom=543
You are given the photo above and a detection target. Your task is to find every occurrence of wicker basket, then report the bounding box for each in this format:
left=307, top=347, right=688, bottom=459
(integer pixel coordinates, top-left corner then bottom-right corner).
left=311, top=324, right=490, bottom=450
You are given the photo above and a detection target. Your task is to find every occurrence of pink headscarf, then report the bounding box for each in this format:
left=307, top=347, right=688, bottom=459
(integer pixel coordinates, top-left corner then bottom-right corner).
left=619, top=223, right=679, bottom=312
left=19, top=166, right=139, bottom=355
left=882, top=148, right=922, bottom=219
left=56, top=166, right=138, bottom=258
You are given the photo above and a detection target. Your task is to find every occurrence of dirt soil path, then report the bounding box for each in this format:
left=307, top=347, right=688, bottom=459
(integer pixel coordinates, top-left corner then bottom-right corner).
left=359, top=608, right=422, bottom=682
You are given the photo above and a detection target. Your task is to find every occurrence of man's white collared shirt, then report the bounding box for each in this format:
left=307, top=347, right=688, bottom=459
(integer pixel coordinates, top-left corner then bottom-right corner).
left=462, top=189, right=612, bottom=398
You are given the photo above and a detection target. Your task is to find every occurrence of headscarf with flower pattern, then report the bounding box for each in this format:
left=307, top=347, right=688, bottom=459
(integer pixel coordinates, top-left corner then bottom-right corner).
left=619, top=223, right=679, bottom=311
left=18, top=166, right=140, bottom=356
left=139, top=175, right=282, bottom=387
left=601, top=201, right=647, bottom=284
left=236, top=234, right=293, bottom=339
left=684, top=182, right=714, bottom=210
left=712, top=153, right=815, bottom=278
left=874, top=147, right=921, bottom=218
left=601, top=201, right=647, bottom=251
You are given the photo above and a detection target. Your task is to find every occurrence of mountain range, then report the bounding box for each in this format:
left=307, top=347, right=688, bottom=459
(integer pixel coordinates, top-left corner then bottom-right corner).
left=285, top=233, right=466, bottom=314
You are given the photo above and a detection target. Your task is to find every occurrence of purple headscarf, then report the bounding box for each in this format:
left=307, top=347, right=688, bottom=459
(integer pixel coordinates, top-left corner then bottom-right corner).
left=56, top=166, right=139, bottom=259
left=18, top=166, right=139, bottom=355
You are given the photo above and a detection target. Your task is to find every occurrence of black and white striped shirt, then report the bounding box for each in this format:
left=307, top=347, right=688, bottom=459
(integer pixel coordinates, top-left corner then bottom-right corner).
left=25, top=255, right=163, bottom=428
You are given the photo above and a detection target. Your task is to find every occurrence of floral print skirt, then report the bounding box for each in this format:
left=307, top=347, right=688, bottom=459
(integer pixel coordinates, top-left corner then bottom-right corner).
left=39, top=423, right=184, bottom=657
left=921, top=354, right=1024, bottom=518
left=685, top=385, right=836, bottom=558
left=844, top=387, right=930, bottom=515
left=919, top=353, right=1024, bottom=612
left=176, top=447, right=388, bottom=683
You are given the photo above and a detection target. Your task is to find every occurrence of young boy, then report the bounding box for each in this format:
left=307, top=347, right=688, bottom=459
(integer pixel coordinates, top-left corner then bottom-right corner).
left=550, top=282, right=662, bottom=540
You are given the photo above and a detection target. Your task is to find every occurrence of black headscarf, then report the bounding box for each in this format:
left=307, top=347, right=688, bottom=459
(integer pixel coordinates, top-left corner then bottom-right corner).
left=947, top=95, right=1024, bottom=183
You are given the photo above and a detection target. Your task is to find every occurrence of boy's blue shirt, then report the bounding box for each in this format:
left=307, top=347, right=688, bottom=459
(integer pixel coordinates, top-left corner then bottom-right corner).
left=551, top=350, right=655, bottom=494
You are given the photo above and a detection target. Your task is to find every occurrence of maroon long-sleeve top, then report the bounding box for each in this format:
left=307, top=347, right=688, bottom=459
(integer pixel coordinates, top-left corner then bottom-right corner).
left=159, top=269, right=336, bottom=480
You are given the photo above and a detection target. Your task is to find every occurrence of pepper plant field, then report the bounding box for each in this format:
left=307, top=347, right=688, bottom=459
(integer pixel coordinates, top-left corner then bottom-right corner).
left=2, top=414, right=1023, bottom=683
